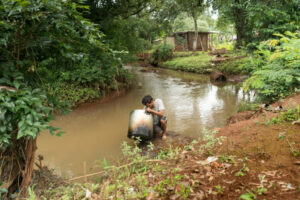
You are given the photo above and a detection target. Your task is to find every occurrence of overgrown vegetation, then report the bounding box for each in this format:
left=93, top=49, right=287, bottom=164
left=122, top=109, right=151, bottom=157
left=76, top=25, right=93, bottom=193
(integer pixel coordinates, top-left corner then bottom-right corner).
left=150, top=43, right=174, bottom=65
left=162, top=52, right=213, bottom=73
left=33, top=128, right=222, bottom=199
left=0, top=0, right=131, bottom=197
left=267, top=106, right=300, bottom=125
left=243, top=32, right=300, bottom=103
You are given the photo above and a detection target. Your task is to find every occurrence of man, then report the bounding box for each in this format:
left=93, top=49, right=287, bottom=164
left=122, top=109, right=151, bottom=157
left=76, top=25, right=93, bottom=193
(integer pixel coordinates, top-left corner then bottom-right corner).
left=142, top=95, right=167, bottom=140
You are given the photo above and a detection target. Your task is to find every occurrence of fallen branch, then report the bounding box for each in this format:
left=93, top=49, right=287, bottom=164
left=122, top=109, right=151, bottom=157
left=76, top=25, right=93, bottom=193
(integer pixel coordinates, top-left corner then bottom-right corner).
left=68, top=159, right=165, bottom=182
left=0, top=86, right=16, bottom=92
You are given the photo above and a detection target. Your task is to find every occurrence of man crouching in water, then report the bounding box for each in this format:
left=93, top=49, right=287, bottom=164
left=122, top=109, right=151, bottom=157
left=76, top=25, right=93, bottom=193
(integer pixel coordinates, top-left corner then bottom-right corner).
left=142, top=95, right=167, bottom=140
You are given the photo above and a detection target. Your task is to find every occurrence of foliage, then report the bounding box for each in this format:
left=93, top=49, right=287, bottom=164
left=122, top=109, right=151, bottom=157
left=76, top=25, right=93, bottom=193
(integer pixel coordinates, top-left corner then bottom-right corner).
left=215, top=42, right=234, bottom=51
left=236, top=101, right=258, bottom=113
left=219, top=155, right=236, bottom=163
left=0, top=88, right=60, bottom=150
left=239, top=190, right=256, bottom=200
left=243, top=32, right=300, bottom=103
left=211, top=0, right=300, bottom=48
left=0, top=0, right=132, bottom=195
left=217, top=57, right=253, bottom=75
left=162, top=52, right=212, bottom=73
left=173, top=13, right=212, bottom=32
left=266, top=106, right=300, bottom=125
left=47, top=82, right=101, bottom=107
left=81, top=0, right=172, bottom=54
left=151, top=43, right=175, bottom=63
left=41, top=183, right=99, bottom=200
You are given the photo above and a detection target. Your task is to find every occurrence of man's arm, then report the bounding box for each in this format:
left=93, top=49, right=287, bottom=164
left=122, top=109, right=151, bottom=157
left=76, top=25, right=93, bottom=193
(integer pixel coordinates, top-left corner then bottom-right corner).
left=146, top=107, right=164, bottom=117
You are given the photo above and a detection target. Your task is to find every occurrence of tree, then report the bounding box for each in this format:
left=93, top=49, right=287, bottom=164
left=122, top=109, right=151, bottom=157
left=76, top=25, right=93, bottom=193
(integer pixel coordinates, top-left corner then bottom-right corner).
left=0, top=0, right=128, bottom=197
left=79, top=0, right=164, bottom=53
left=211, top=0, right=300, bottom=48
left=175, top=0, right=206, bottom=50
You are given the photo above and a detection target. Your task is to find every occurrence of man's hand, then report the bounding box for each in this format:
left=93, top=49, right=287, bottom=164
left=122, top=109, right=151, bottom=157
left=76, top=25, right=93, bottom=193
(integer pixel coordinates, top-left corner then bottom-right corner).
left=146, top=107, right=153, bottom=113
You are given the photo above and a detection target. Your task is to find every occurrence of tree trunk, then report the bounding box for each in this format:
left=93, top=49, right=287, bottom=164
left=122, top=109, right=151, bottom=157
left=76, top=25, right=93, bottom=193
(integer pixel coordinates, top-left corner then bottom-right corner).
left=234, top=0, right=248, bottom=49
left=193, top=16, right=198, bottom=51
left=0, top=136, right=37, bottom=199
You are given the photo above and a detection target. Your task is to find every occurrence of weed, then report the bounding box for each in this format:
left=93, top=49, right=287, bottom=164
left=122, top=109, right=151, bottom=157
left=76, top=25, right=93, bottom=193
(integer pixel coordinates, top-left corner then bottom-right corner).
left=277, top=132, right=286, bottom=140
left=239, top=190, right=256, bottom=200
left=235, top=171, right=245, bottom=177
left=214, top=185, right=224, bottom=195
left=235, top=164, right=249, bottom=177
left=237, top=101, right=258, bottom=112
left=219, top=155, right=236, bottom=163
left=199, top=128, right=224, bottom=155
left=175, top=184, right=191, bottom=199
left=27, top=187, right=36, bottom=200
left=286, top=138, right=299, bottom=157
left=265, top=106, right=300, bottom=125
left=257, top=187, right=267, bottom=195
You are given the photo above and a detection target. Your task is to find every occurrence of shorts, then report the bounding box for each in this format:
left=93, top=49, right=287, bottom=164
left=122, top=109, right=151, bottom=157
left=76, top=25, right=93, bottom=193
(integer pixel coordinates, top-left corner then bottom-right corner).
left=158, top=116, right=167, bottom=126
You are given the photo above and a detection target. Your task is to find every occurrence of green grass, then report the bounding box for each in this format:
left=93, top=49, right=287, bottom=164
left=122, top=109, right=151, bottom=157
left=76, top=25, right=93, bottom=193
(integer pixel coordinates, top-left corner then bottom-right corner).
left=216, top=57, right=251, bottom=75
left=161, top=52, right=213, bottom=73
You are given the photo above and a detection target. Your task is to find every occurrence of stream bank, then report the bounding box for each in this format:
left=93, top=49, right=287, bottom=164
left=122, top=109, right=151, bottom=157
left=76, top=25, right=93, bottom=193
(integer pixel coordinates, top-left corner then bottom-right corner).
left=32, top=94, right=300, bottom=199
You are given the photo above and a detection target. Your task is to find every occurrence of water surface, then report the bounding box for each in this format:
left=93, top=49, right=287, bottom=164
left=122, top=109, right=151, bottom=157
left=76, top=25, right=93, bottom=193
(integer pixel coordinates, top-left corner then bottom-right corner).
left=38, top=66, right=253, bottom=177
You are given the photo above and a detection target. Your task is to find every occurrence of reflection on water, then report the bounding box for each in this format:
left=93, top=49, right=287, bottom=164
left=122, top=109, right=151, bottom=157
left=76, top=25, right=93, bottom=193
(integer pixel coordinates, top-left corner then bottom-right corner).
left=37, top=66, right=254, bottom=177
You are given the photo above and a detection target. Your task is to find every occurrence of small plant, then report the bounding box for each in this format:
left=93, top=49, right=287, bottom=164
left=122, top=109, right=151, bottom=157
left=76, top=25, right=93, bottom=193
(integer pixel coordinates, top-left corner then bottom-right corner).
left=219, top=155, right=236, bottom=163
left=199, top=128, right=225, bottom=155
left=235, top=164, right=249, bottom=177
left=286, top=138, right=299, bottom=157
left=277, top=132, right=286, bottom=140
left=184, top=139, right=198, bottom=150
left=235, top=171, right=245, bottom=177
left=214, top=185, right=224, bottom=195
left=257, top=187, right=267, bottom=195
left=175, top=184, right=191, bottom=199
left=239, top=190, right=256, bottom=200
left=237, top=101, right=258, bottom=112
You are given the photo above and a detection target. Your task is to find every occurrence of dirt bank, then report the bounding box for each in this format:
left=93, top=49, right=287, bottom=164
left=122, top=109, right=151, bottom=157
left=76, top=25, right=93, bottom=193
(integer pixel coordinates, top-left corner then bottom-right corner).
left=32, top=94, right=300, bottom=199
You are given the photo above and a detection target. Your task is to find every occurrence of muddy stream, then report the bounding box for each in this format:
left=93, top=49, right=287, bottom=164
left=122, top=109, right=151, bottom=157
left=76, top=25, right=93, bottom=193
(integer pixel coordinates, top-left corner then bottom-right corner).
left=37, top=66, right=254, bottom=178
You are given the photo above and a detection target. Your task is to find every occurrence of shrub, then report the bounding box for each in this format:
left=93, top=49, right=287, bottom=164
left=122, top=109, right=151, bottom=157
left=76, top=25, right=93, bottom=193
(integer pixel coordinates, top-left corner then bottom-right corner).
left=243, top=32, right=300, bottom=103
left=151, top=43, right=174, bottom=63
left=216, top=42, right=234, bottom=51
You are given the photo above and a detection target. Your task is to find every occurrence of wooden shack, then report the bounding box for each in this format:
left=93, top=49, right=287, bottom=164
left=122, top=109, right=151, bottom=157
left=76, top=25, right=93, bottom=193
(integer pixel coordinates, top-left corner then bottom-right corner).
left=167, top=31, right=218, bottom=52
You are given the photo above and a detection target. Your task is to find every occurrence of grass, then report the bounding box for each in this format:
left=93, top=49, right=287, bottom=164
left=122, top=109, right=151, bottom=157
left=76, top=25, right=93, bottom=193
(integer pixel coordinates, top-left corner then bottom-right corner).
left=161, top=52, right=213, bottom=73
left=216, top=57, right=251, bottom=75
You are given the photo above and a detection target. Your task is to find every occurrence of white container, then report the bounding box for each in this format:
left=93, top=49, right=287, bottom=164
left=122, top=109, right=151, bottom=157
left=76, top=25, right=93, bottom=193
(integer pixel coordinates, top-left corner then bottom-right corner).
left=128, top=109, right=154, bottom=141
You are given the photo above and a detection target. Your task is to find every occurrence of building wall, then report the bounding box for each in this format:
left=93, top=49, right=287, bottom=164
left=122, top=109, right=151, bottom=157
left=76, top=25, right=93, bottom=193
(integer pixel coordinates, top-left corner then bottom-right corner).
left=174, top=32, right=209, bottom=51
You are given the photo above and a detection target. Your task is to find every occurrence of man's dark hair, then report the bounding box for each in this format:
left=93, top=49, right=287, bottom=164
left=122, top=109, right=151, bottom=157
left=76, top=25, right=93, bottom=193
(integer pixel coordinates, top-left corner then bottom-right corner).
left=142, top=95, right=153, bottom=105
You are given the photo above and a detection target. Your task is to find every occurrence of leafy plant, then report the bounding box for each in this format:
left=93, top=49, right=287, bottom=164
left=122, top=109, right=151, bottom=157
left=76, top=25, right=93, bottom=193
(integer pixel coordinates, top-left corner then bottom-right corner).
left=214, top=184, right=224, bottom=195
left=151, top=43, right=175, bottom=63
left=243, top=32, right=300, bottom=103
left=219, top=155, right=236, bottom=163
left=239, top=190, right=256, bottom=200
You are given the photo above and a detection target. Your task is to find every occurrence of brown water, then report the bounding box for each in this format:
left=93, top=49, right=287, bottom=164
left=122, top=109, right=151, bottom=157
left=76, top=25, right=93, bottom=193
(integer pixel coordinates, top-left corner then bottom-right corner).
left=37, top=66, right=254, bottom=178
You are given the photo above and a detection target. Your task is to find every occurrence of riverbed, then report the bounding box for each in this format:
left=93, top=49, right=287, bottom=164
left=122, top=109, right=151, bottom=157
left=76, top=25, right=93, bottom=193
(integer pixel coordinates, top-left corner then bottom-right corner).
left=37, top=66, right=254, bottom=178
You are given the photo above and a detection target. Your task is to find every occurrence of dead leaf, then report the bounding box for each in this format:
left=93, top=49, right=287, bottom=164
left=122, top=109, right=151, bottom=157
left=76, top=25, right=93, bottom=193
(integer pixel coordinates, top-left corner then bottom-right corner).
left=223, top=180, right=235, bottom=184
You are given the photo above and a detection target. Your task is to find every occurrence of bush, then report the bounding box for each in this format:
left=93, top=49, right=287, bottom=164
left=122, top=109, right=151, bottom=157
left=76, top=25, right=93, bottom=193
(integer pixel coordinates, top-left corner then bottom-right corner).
left=47, top=82, right=101, bottom=107
left=215, top=42, right=234, bottom=51
left=151, top=43, right=174, bottom=64
left=243, top=32, right=300, bottom=103
left=217, top=57, right=253, bottom=75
